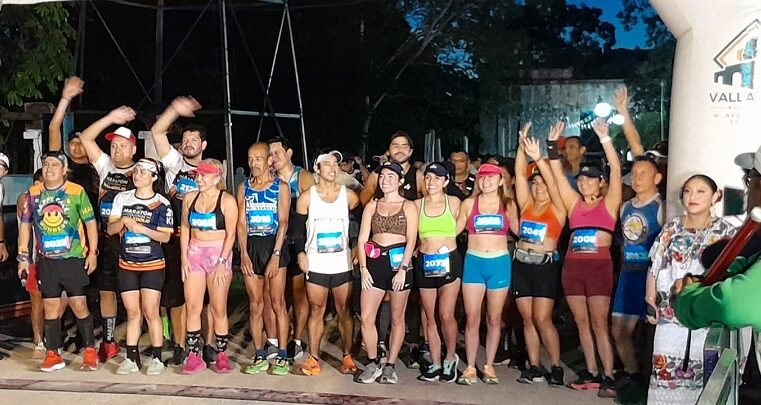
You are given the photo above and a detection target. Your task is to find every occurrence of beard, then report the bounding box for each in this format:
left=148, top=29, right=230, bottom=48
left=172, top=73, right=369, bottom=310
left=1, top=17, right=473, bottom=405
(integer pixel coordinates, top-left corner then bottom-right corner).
left=390, top=153, right=410, bottom=165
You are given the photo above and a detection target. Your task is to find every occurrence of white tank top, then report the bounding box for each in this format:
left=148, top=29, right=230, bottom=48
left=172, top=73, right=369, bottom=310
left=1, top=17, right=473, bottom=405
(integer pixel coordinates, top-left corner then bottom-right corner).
left=305, top=185, right=351, bottom=274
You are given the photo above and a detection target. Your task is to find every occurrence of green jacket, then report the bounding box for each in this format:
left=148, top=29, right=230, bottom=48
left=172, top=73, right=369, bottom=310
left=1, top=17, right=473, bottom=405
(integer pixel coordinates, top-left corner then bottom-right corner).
left=674, top=242, right=761, bottom=330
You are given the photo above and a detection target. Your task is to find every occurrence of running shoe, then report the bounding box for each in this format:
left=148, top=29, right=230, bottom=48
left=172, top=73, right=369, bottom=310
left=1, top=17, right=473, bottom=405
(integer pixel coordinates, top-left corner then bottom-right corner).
left=214, top=352, right=232, bottom=373
left=40, top=350, right=65, bottom=372
left=419, top=342, right=432, bottom=364
left=243, top=355, right=269, bottom=375
left=441, top=356, right=459, bottom=383
left=548, top=366, right=565, bottom=387
left=568, top=369, right=602, bottom=390
left=271, top=356, right=290, bottom=376
left=341, top=354, right=358, bottom=374
left=482, top=364, right=499, bottom=384
left=82, top=347, right=98, bottom=371
left=356, top=362, right=382, bottom=384
left=170, top=344, right=186, bottom=365
left=614, top=371, right=633, bottom=390
left=517, top=365, right=546, bottom=384
left=182, top=352, right=207, bottom=374
left=33, top=342, right=46, bottom=352
left=378, top=364, right=398, bottom=384
left=265, top=342, right=279, bottom=360
left=202, top=344, right=217, bottom=366
left=146, top=357, right=165, bottom=375
left=377, top=341, right=388, bottom=362
left=598, top=376, right=617, bottom=398
left=457, top=365, right=478, bottom=385
left=400, top=345, right=420, bottom=369
left=287, top=340, right=306, bottom=361
left=97, top=341, right=120, bottom=363
left=117, top=358, right=139, bottom=375
left=417, top=363, right=441, bottom=382
left=302, top=355, right=321, bottom=376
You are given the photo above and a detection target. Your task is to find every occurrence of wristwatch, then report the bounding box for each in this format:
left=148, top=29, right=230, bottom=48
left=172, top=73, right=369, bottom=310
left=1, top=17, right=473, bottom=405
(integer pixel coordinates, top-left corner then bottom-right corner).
left=273, top=249, right=281, bottom=257
left=218, top=256, right=228, bottom=264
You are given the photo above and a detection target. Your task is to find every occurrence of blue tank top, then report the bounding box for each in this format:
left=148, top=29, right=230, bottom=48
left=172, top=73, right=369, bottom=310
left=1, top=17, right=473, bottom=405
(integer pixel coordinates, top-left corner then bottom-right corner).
left=289, top=166, right=302, bottom=201
left=620, top=196, right=663, bottom=266
left=244, top=177, right=281, bottom=237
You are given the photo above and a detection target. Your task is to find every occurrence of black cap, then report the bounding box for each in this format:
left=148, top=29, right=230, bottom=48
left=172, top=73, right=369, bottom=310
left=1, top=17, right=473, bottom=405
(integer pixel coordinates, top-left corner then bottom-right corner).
left=576, top=164, right=604, bottom=179
left=424, top=162, right=449, bottom=179
left=379, top=161, right=404, bottom=178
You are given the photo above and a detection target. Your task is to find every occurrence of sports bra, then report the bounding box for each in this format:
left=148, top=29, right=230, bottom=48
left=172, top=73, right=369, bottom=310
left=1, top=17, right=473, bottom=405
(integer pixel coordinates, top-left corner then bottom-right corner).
left=371, top=201, right=407, bottom=236
left=568, top=199, right=616, bottom=233
left=188, top=191, right=226, bottom=231
left=466, top=196, right=508, bottom=236
left=418, top=197, right=456, bottom=239
left=519, top=201, right=562, bottom=244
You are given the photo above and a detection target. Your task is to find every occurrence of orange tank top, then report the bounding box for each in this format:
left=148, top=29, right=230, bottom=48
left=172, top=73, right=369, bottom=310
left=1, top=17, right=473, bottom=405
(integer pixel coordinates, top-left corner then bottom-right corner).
left=519, top=201, right=562, bottom=245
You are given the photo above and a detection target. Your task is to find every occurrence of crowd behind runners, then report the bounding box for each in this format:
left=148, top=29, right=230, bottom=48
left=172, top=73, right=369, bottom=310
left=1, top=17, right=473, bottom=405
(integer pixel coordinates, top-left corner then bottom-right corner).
left=14, top=78, right=758, bottom=403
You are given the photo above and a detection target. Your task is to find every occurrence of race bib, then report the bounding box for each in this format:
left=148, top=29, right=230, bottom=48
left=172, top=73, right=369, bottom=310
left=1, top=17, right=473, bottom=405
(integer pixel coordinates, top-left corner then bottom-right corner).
left=316, top=232, right=344, bottom=253
left=570, top=229, right=597, bottom=253
left=99, top=202, right=113, bottom=220
left=473, top=214, right=504, bottom=233
left=247, top=210, right=275, bottom=233
left=189, top=212, right=217, bottom=231
left=422, top=253, right=450, bottom=278
left=520, top=220, right=547, bottom=244
left=176, top=177, right=198, bottom=196
left=124, top=231, right=152, bottom=255
left=388, top=247, right=405, bottom=270
left=41, top=234, right=71, bottom=255
left=624, top=244, right=650, bottom=263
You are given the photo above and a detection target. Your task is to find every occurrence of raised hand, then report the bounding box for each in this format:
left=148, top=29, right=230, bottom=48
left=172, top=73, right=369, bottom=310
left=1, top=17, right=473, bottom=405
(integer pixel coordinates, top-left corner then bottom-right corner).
left=613, top=86, right=629, bottom=113
left=170, top=96, right=202, bottom=117
left=107, top=106, right=136, bottom=125
left=62, top=76, right=84, bottom=100
left=523, top=136, right=542, bottom=161
left=592, top=118, right=610, bottom=139
left=548, top=121, right=565, bottom=141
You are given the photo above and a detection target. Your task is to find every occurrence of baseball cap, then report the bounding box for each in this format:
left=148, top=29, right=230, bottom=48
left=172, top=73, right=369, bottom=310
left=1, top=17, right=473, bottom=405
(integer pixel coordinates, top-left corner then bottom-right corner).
left=424, top=162, right=449, bottom=179
left=477, top=163, right=503, bottom=177
left=105, top=126, right=137, bottom=145
left=195, top=161, right=222, bottom=176
left=379, top=161, right=404, bottom=178
left=41, top=150, right=67, bottom=167
left=576, top=163, right=605, bottom=179
left=735, top=144, right=761, bottom=173
left=313, top=150, right=343, bottom=170
left=0, top=153, right=9, bottom=169
left=136, top=158, right=160, bottom=175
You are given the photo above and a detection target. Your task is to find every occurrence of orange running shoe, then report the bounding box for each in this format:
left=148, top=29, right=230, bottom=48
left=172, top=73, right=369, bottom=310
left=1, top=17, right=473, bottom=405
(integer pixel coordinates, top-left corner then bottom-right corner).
left=40, top=350, right=65, bottom=372
left=82, top=347, right=98, bottom=371
left=301, top=355, right=321, bottom=376
left=341, top=354, right=358, bottom=374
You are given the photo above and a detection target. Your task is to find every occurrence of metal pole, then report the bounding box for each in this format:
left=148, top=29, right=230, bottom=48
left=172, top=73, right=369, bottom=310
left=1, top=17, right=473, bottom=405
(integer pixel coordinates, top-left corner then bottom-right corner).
left=256, top=7, right=287, bottom=141
left=660, top=79, right=666, bottom=141
left=155, top=0, right=164, bottom=105
left=219, top=0, right=235, bottom=189
left=285, top=1, right=308, bottom=166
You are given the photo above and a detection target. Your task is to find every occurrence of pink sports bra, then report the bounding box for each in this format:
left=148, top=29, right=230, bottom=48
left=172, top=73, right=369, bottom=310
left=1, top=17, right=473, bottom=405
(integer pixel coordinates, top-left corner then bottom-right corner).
left=568, top=199, right=616, bottom=233
left=466, top=196, right=509, bottom=236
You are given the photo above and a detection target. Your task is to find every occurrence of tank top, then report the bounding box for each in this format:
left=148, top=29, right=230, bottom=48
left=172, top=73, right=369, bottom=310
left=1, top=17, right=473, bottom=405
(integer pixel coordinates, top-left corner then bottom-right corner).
left=519, top=201, right=562, bottom=245
left=244, top=177, right=281, bottom=237
left=418, top=197, right=456, bottom=239
left=466, top=196, right=508, bottom=236
left=288, top=166, right=302, bottom=201
left=568, top=199, right=616, bottom=253
left=371, top=201, right=407, bottom=236
left=305, top=185, right=351, bottom=274
left=188, top=191, right=225, bottom=231
left=621, top=196, right=663, bottom=266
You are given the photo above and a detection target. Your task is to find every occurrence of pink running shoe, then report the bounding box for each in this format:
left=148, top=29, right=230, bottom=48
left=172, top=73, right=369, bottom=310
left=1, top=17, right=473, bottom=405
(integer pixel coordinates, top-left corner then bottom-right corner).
left=182, top=352, right=207, bottom=375
left=215, top=352, right=232, bottom=374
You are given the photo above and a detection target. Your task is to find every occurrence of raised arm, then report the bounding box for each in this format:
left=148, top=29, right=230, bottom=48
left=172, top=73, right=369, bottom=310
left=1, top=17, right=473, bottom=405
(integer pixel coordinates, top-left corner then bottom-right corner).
left=49, top=76, right=84, bottom=152
left=514, top=122, right=532, bottom=210
left=593, top=119, right=623, bottom=214
left=533, top=157, right=566, bottom=218
left=359, top=171, right=379, bottom=206
left=151, top=96, right=201, bottom=159
left=80, top=106, right=136, bottom=164
left=547, top=121, right=579, bottom=213
left=612, top=86, right=645, bottom=157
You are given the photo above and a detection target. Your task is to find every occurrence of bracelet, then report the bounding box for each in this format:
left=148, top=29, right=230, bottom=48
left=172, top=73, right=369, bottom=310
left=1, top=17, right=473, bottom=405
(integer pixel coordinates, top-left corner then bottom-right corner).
left=17, top=253, right=29, bottom=263
left=599, top=136, right=612, bottom=144
left=62, top=97, right=71, bottom=102
left=88, top=249, right=99, bottom=256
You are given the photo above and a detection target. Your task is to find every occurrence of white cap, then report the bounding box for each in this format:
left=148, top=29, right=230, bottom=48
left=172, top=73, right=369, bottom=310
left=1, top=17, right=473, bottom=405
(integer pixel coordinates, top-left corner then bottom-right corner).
left=734, top=144, right=761, bottom=173
left=313, top=150, right=343, bottom=171
left=0, top=153, right=9, bottom=168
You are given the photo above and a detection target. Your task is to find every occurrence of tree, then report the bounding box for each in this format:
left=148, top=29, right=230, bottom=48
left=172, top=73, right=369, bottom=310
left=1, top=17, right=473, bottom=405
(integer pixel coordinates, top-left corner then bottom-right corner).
left=0, top=3, right=75, bottom=107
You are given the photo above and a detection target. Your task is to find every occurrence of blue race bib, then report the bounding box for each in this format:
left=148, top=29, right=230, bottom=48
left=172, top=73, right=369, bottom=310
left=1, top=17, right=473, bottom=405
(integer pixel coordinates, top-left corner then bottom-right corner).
left=473, top=214, right=504, bottom=233
left=520, top=220, right=548, bottom=244
left=388, top=247, right=405, bottom=269
left=41, top=234, right=71, bottom=255
left=570, top=229, right=598, bottom=252
left=422, top=253, right=450, bottom=278
left=189, top=212, right=217, bottom=231
left=124, top=231, right=152, bottom=255
left=624, top=244, right=650, bottom=264
left=316, top=232, right=344, bottom=253
left=99, top=202, right=113, bottom=220
left=176, top=177, right=198, bottom=196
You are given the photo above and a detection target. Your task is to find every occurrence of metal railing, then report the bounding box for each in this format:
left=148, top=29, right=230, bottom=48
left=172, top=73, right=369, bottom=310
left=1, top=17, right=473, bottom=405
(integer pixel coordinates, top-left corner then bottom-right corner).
left=697, top=323, right=741, bottom=405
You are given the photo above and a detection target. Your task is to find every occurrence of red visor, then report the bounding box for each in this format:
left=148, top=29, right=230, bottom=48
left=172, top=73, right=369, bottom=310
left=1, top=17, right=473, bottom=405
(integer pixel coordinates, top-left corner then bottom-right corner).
left=477, top=163, right=503, bottom=177
left=195, top=162, right=222, bottom=176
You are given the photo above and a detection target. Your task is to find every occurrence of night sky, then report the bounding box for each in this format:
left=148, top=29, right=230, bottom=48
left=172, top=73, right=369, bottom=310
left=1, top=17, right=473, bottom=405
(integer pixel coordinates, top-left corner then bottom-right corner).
left=568, top=0, right=650, bottom=49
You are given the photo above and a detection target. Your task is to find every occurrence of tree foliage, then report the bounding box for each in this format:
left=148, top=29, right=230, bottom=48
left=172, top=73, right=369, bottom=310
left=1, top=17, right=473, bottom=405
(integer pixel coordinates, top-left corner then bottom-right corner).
left=0, top=3, right=75, bottom=107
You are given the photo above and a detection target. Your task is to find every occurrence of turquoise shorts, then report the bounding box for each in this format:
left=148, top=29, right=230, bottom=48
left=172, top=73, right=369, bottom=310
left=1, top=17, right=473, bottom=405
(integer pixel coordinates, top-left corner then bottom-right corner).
left=462, top=251, right=511, bottom=290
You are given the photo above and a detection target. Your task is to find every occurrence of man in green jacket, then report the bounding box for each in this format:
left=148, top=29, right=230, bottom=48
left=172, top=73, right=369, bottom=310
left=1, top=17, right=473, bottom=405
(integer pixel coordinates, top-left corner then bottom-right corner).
left=673, top=144, right=761, bottom=330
